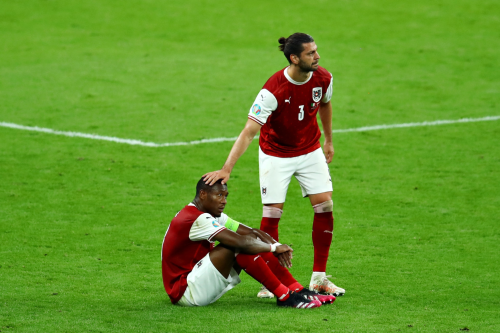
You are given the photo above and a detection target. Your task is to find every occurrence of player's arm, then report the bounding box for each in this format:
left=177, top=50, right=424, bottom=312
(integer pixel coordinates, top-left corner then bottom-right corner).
left=203, top=119, right=261, bottom=185
left=221, top=215, right=275, bottom=243
left=204, top=88, right=276, bottom=186
left=318, top=100, right=334, bottom=163
left=235, top=223, right=275, bottom=244
left=213, top=229, right=292, bottom=257
left=192, top=213, right=291, bottom=257
left=222, top=216, right=293, bottom=267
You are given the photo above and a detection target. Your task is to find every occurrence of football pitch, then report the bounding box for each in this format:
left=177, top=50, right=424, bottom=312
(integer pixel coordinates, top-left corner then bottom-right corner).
left=1, top=0, right=499, bottom=332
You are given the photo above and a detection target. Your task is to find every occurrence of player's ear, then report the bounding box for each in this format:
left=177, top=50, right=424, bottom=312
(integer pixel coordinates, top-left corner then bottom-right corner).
left=199, top=189, right=207, bottom=200
left=290, top=53, right=300, bottom=65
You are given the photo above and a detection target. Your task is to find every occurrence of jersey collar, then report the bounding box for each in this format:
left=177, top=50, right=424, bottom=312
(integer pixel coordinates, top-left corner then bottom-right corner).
left=284, top=66, right=313, bottom=85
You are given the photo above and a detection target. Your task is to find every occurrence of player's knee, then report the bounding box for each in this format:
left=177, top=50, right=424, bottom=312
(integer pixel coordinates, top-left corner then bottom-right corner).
left=211, top=244, right=236, bottom=262
left=210, top=245, right=237, bottom=278
left=313, top=200, right=333, bottom=213
left=263, top=206, right=283, bottom=218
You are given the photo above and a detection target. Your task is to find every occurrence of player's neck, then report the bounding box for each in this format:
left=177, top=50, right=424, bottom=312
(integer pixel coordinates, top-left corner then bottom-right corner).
left=191, top=199, right=206, bottom=213
left=287, top=65, right=311, bottom=82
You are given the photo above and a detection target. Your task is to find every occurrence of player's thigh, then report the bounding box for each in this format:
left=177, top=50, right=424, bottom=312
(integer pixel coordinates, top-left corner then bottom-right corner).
left=295, top=148, right=333, bottom=198
left=178, top=253, right=241, bottom=307
left=259, top=148, right=297, bottom=204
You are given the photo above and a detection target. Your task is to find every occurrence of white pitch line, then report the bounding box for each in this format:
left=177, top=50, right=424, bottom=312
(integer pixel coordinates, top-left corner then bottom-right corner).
left=331, top=115, right=500, bottom=133
left=0, top=121, right=241, bottom=147
left=1, top=115, right=499, bottom=148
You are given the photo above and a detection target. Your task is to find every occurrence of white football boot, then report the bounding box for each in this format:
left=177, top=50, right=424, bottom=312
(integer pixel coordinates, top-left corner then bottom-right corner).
left=309, top=274, right=345, bottom=296
left=257, top=285, right=275, bottom=298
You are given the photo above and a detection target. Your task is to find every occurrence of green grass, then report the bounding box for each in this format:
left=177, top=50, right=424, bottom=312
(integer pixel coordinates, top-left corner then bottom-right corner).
left=1, top=0, right=499, bottom=332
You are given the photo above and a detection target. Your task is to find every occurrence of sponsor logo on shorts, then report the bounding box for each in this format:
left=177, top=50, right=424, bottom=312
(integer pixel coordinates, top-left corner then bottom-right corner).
left=196, top=260, right=203, bottom=268
left=312, top=87, right=322, bottom=102
left=261, top=187, right=267, bottom=197
left=252, top=104, right=262, bottom=115
left=212, top=220, right=220, bottom=227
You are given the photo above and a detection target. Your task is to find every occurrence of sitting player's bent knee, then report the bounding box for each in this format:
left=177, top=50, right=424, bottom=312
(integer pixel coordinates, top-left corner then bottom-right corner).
left=313, top=200, right=333, bottom=213
left=210, top=246, right=237, bottom=278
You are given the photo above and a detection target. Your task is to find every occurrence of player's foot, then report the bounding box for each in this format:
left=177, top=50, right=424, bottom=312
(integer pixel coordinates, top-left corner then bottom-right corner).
left=297, top=287, right=336, bottom=304
left=257, top=286, right=274, bottom=298
left=277, top=291, right=322, bottom=309
left=309, top=274, right=345, bottom=296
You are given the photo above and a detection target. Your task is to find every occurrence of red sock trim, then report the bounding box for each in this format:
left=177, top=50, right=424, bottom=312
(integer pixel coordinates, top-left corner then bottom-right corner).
left=274, top=285, right=290, bottom=301
left=289, top=282, right=303, bottom=292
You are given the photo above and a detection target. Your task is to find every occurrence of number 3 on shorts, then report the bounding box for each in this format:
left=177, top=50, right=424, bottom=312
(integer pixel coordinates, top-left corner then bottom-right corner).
left=298, top=105, right=304, bottom=121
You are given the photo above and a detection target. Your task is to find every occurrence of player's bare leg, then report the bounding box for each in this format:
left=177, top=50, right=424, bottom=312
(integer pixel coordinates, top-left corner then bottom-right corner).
left=258, top=203, right=284, bottom=298
left=308, top=192, right=345, bottom=296
left=209, top=244, right=237, bottom=278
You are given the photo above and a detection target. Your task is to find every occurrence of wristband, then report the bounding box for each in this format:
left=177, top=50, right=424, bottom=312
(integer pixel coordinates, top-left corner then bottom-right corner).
left=270, top=243, right=277, bottom=252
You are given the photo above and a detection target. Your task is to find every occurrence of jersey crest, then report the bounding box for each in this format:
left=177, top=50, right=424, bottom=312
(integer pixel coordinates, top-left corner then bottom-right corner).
left=312, top=87, right=322, bottom=102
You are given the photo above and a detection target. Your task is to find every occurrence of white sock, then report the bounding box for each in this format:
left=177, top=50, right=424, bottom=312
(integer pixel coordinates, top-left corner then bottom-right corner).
left=311, top=271, right=326, bottom=283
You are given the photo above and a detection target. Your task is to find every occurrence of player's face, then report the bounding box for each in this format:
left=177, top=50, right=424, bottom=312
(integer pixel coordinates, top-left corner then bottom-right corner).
left=202, top=184, right=228, bottom=217
left=297, top=42, right=320, bottom=72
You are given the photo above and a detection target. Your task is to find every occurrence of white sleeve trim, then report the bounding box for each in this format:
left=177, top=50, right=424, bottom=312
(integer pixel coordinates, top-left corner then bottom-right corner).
left=322, top=75, right=333, bottom=103
left=248, top=89, right=277, bottom=125
left=207, top=227, right=226, bottom=241
left=189, top=213, right=226, bottom=242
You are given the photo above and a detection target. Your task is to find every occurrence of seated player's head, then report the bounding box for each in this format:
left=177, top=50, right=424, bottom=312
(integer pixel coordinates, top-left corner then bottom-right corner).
left=194, top=178, right=228, bottom=217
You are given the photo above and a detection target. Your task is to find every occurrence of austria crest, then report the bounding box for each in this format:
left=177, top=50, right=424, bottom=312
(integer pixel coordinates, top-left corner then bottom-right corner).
left=312, top=87, right=322, bottom=102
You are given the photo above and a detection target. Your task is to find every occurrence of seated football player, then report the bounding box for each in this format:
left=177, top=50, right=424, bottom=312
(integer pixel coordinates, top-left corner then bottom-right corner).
left=161, top=178, right=335, bottom=308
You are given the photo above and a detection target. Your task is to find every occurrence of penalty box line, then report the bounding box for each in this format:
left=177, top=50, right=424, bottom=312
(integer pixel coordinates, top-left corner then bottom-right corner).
left=1, top=115, right=499, bottom=148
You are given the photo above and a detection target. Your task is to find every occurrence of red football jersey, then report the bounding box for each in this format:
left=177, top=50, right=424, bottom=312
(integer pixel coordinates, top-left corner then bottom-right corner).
left=161, top=204, right=226, bottom=304
left=248, top=66, right=333, bottom=158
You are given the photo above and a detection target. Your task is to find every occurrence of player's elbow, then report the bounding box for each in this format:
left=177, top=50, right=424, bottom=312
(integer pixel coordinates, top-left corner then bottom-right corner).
left=243, top=121, right=261, bottom=138
left=242, top=128, right=257, bottom=142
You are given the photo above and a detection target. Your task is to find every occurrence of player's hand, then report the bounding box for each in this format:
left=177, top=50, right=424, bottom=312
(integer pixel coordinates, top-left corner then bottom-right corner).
left=203, top=169, right=230, bottom=185
left=274, top=244, right=293, bottom=268
left=323, top=142, right=334, bottom=164
left=275, top=251, right=293, bottom=268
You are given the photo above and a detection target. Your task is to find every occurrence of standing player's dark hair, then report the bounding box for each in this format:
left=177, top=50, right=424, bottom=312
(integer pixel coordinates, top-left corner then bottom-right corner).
left=195, top=177, right=225, bottom=198
left=278, top=33, right=315, bottom=64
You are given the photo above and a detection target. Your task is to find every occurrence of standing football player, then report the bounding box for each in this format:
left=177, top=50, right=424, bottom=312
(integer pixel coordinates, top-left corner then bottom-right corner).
left=204, top=33, right=345, bottom=297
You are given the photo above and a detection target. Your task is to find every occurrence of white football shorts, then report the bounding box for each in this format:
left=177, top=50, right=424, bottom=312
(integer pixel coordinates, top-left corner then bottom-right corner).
left=176, top=253, right=241, bottom=307
left=259, top=147, right=333, bottom=204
